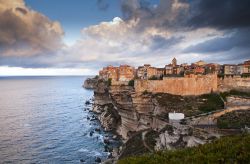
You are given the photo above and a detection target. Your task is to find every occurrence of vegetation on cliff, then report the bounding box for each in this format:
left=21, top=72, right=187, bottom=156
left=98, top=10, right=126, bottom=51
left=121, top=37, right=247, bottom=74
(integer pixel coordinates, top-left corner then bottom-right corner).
left=128, top=79, right=134, bottom=87
left=119, top=131, right=150, bottom=159
left=198, top=93, right=225, bottom=112
left=118, top=134, right=250, bottom=164
left=154, top=93, right=224, bottom=117
left=220, top=90, right=250, bottom=101
left=217, top=110, right=250, bottom=129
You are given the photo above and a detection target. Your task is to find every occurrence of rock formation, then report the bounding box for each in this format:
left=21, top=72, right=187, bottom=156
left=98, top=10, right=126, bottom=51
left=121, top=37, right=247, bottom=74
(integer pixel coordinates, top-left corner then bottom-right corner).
left=83, top=77, right=98, bottom=89
left=83, top=77, right=248, bottom=161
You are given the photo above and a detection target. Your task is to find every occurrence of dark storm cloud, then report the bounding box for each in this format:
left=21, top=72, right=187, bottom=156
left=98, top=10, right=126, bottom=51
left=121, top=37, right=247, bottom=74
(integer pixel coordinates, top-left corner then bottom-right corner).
left=188, top=0, right=250, bottom=29
left=150, top=35, right=183, bottom=50
left=183, top=28, right=250, bottom=53
left=97, top=0, right=109, bottom=11
left=120, top=0, right=189, bottom=31
left=120, top=0, right=250, bottom=30
left=121, top=0, right=154, bottom=20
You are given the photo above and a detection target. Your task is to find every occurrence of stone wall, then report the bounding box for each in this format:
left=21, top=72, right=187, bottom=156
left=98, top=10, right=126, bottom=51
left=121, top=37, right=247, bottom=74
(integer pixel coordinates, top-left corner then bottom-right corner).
left=134, top=74, right=218, bottom=96
left=218, top=77, right=250, bottom=92
left=111, top=80, right=129, bottom=86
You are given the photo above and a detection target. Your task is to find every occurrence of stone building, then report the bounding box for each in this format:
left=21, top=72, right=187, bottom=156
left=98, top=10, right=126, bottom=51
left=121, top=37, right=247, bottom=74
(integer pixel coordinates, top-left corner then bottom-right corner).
left=137, top=64, right=151, bottom=79
left=194, top=66, right=205, bottom=74
left=165, top=64, right=173, bottom=75
left=136, top=66, right=144, bottom=79
left=99, top=65, right=135, bottom=82
left=236, top=64, right=244, bottom=75
left=99, top=65, right=119, bottom=81
left=165, top=57, right=182, bottom=75
left=224, top=64, right=237, bottom=75
left=194, top=60, right=206, bottom=66
left=243, top=60, right=250, bottom=74
left=156, top=68, right=165, bottom=79
left=118, top=65, right=135, bottom=81
left=205, top=63, right=220, bottom=74
left=136, top=64, right=164, bottom=79
left=172, top=57, right=177, bottom=67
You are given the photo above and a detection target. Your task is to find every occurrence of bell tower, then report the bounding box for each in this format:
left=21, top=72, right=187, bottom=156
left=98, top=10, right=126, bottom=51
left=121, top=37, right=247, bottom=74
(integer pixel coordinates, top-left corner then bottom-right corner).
left=172, top=57, right=177, bottom=67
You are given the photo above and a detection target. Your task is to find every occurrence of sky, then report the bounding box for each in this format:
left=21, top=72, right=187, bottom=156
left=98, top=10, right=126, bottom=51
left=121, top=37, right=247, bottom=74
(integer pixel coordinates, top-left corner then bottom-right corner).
left=0, top=0, right=250, bottom=76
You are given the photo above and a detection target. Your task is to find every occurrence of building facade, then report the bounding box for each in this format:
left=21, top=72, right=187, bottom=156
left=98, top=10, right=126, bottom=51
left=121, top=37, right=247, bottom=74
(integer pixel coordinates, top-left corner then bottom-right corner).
left=224, top=64, right=237, bottom=75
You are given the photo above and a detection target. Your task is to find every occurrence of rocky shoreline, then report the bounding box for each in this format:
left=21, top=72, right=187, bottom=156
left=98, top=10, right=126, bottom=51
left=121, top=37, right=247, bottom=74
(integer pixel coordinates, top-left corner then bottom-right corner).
left=83, top=77, right=248, bottom=163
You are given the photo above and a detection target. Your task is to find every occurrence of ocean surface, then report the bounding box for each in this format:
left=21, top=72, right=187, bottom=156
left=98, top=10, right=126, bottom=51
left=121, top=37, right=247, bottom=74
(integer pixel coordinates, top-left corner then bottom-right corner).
left=0, top=76, right=118, bottom=163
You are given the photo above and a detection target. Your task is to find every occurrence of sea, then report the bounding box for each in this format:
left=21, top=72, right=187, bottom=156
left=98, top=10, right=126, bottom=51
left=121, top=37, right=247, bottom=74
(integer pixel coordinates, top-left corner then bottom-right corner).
left=0, top=76, right=119, bottom=163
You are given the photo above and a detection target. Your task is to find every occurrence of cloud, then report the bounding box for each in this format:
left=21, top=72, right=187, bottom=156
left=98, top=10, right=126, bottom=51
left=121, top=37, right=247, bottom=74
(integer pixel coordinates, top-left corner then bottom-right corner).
left=120, top=0, right=250, bottom=31
left=0, top=0, right=64, bottom=57
left=183, top=28, right=250, bottom=53
left=62, top=0, right=250, bottom=72
left=97, top=0, right=109, bottom=11
left=1, top=0, right=250, bottom=74
left=187, top=0, right=250, bottom=29
left=121, top=0, right=189, bottom=31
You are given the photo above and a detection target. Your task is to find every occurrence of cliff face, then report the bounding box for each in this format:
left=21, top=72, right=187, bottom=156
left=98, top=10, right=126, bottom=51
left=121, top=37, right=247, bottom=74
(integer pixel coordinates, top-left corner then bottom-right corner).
left=84, top=78, right=223, bottom=160
left=109, top=86, right=168, bottom=139
left=91, top=79, right=121, bottom=131
left=88, top=78, right=223, bottom=138
left=82, top=77, right=250, bottom=163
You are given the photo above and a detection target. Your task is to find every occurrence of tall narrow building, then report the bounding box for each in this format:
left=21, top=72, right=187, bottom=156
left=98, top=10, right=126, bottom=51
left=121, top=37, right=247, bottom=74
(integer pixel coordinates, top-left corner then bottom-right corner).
left=172, top=57, right=177, bottom=67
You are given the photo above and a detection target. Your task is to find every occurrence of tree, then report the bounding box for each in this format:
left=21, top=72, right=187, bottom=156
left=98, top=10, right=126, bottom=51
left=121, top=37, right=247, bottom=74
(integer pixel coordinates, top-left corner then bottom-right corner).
left=107, top=78, right=112, bottom=86
left=128, top=79, right=134, bottom=87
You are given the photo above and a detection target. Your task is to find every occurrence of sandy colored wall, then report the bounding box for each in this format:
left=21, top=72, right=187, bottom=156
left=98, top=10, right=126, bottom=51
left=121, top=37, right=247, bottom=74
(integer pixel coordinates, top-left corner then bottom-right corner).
left=134, top=74, right=218, bottom=96
left=218, top=77, right=250, bottom=92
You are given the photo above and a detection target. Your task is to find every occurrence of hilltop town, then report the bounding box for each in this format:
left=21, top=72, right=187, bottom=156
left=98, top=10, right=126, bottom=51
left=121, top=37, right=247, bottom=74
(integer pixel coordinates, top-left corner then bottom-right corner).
left=84, top=59, right=250, bottom=162
left=99, top=58, right=250, bottom=81
left=97, top=58, right=250, bottom=96
left=99, top=58, right=250, bottom=82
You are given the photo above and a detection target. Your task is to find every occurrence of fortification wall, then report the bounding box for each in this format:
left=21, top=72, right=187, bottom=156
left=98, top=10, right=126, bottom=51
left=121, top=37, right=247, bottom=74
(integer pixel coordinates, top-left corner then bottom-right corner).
left=111, top=80, right=129, bottom=86
left=134, top=74, right=218, bottom=96
left=218, top=77, right=250, bottom=92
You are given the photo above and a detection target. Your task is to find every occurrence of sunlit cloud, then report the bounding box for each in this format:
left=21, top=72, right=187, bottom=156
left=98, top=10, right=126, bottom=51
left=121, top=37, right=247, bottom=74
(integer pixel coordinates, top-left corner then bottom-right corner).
left=0, top=0, right=250, bottom=75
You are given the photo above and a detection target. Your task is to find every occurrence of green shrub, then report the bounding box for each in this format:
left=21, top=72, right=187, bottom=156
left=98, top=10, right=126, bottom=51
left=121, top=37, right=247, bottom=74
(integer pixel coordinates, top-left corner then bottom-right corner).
left=241, top=73, right=250, bottom=78
left=142, top=90, right=149, bottom=95
left=217, top=111, right=250, bottom=129
left=118, top=134, right=250, bottom=164
left=148, top=75, right=158, bottom=80
left=198, top=93, right=224, bottom=112
left=220, top=90, right=250, bottom=101
left=107, top=78, right=112, bottom=86
left=128, top=79, right=135, bottom=87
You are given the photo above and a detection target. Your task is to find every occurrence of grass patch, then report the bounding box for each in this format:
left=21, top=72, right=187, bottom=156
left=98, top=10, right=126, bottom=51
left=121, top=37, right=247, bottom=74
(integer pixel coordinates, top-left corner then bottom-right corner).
left=119, top=131, right=149, bottom=159
left=220, top=90, right=250, bottom=101
left=154, top=93, right=224, bottom=117
left=118, top=134, right=250, bottom=164
left=217, top=110, right=250, bottom=129
left=128, top=79, right=135, bottom=87
left=145, top=130, right=159, bottom=150
left=198, top=93, right=224, bottom=112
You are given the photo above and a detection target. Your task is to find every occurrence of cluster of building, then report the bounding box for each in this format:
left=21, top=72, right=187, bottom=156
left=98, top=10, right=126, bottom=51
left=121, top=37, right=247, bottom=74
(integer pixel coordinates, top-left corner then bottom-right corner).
left=223, top=60, right=250, bottom=76
left=99, top=58, right=250, bottom=82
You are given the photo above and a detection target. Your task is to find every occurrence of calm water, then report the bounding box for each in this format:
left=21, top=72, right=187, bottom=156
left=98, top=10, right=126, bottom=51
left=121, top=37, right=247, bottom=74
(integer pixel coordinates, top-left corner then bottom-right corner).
left=0, top=76, right=116, bottom=163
